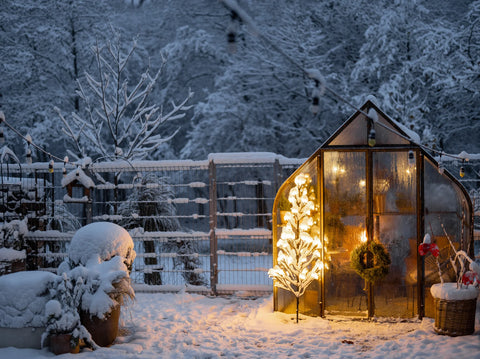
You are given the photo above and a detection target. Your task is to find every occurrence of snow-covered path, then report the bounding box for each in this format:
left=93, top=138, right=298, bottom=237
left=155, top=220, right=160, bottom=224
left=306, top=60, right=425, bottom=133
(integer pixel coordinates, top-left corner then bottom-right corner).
left=1, top=292, right=479, bottom=358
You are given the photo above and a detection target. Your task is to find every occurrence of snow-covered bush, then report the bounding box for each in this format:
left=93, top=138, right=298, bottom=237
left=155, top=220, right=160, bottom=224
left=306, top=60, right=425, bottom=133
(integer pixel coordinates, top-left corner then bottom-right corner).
left=56, top=222, right=135, bottom=339
left=41, top=273, right=96, bottom=349
left=60, top=222, right=136, bottom=271
left=0, top=218, right=27, bottom=251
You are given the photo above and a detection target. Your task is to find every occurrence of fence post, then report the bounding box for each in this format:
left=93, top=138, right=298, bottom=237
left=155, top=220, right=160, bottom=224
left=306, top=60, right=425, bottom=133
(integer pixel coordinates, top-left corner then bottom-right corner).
left=209, top=159, right=218, bottom=295
left=273, top=158, right=282, bottom=192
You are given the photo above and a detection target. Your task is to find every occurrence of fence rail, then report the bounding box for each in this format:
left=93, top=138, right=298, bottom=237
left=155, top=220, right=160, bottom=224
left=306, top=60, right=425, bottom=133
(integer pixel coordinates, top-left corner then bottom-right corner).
left=0, top=152, right=478, bottom=294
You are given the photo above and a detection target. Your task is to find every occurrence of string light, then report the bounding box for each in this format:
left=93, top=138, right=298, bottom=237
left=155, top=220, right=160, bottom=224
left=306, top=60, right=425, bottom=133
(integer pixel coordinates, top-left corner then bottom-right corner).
left=368, top=128, right=376, bottom=147
left=26, top=148, right=32, bottom=165
left=459, top=161, right=465, bottom=178
left=408, top=150, right=415, bottom=166
left=310, top=81, right=321, bottom=115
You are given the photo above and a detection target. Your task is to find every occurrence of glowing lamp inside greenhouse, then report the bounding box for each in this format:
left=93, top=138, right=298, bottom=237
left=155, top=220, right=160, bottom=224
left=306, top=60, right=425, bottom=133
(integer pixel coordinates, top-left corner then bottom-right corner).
left=360, top=230, right=367, bottom=243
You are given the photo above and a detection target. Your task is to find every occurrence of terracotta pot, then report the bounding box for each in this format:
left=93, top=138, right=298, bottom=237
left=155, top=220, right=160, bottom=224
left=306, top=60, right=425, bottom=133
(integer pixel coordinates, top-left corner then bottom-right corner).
left=48, top=333, right=80, bottom=355
left=80, top=304, right=121, bottom=347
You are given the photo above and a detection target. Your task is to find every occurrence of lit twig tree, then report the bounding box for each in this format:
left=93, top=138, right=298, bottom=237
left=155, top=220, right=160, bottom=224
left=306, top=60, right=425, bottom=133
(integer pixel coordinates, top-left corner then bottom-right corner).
left=268, top=173, right=327, bottom=323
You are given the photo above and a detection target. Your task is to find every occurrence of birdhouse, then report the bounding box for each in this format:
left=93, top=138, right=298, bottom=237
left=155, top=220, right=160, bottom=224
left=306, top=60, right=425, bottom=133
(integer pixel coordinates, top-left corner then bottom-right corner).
left=271, top=100, right=474, bottom=319
left=61, top=167, right=95, bottom=224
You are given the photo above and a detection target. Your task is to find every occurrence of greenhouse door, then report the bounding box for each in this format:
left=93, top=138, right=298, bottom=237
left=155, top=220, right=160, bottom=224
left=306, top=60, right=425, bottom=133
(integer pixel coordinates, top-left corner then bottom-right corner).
left=323, top=151, right=367, bottom=316
left=371, top=151, right=418, bottom=318
left=322, top=150, right=419, bottom=318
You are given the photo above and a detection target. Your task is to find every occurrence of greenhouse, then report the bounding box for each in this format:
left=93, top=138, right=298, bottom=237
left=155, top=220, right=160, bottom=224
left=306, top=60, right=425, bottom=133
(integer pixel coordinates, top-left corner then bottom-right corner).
left=271, top=100, right=474, bottom=319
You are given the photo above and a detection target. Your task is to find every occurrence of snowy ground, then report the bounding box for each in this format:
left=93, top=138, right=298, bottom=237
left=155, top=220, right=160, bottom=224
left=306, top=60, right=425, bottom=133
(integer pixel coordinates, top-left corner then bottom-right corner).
left=1, top=292, right=479, bottom=359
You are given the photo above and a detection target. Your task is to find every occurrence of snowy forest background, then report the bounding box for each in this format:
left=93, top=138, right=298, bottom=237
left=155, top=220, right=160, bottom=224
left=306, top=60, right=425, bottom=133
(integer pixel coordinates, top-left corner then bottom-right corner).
left=1, top=0, right=479, bottom=162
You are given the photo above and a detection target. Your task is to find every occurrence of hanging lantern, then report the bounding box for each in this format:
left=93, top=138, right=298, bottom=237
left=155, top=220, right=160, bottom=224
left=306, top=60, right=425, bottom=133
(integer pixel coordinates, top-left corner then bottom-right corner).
left=459, top=165, right=465, bottom=178
left=368, top=128, right=376, bottom=147
left=26, top=148, right=32, bottom=165
left=48, top=159, right=54, bottom=173
left=408, top=150, right=415, bottom=166
left=0, top=128, right=4, bottom=145
left=62, top=167, right=67, bottom=177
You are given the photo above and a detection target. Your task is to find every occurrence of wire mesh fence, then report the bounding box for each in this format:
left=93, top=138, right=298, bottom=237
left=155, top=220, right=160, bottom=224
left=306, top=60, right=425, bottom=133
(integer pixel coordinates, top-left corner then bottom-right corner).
left=0, top=153, right=302, bottom=294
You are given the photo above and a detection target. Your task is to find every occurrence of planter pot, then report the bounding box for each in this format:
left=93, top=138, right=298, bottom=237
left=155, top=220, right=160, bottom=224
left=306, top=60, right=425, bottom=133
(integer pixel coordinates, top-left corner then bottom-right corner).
left=80, top=304, right=120, bottom=347
left=48, top=333, right=80, bottom=355
left=431, top=283, right=479, bottom=336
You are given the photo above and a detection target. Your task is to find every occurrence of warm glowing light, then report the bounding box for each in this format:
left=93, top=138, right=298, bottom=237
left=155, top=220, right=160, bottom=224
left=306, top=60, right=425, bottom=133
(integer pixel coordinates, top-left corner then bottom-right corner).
left=332, top=166, right=346, bottom=174
left=360, top=230, right=367, bottom=243
left=359, top=179, right=366, bottom=187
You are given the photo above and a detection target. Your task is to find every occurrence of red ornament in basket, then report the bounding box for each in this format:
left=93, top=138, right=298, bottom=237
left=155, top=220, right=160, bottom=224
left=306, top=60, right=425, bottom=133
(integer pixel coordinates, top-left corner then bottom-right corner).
left=462, top=271, right=479, bottom=287
left=418, top=234, right=439, bottom=257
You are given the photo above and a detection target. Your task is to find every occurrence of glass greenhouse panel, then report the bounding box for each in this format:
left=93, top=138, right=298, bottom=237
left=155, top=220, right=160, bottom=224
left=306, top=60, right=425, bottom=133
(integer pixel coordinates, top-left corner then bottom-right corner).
left=323, top=151, right=367, bottom=316
left=423, top=158, right=471, bottom=317
left=372, top=151, right=417, bottom=318
left=273, top=158, right=321, bottom=316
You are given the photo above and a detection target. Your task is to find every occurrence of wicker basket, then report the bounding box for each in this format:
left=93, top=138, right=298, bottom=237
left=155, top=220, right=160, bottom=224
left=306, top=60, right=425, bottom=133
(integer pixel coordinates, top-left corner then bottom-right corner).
left=433, top=297, right=477, bottom=336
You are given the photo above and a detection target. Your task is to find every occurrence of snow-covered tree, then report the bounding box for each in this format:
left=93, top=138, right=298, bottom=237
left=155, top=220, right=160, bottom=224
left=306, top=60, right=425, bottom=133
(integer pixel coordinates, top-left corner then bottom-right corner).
left=56, top=32, right=193, bottom=163
left=0, top=0, right=112, bottom=154
left=268, top=173, right=327, bottom=323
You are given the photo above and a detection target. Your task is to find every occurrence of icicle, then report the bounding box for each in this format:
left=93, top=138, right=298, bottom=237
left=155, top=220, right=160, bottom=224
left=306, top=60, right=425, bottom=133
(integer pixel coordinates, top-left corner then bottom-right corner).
left=368, top=128, right=376, bottom=147
left=408, top=150, right=415, bottom=166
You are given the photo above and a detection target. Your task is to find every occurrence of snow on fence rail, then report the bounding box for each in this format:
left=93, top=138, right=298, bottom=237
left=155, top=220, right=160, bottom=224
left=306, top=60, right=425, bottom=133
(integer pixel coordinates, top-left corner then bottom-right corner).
left=1, top=152, right=303, bottom=294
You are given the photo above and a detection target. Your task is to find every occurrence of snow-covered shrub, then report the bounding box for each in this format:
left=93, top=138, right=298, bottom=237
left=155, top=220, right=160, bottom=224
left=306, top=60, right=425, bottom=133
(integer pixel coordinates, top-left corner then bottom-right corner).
left=41, top=273, right=96, bottom=349
left=60, top=222, right=135, bottom=271
left=57, top=222, right=135, bottom=323
left=0, top=218, right=28, bottom=251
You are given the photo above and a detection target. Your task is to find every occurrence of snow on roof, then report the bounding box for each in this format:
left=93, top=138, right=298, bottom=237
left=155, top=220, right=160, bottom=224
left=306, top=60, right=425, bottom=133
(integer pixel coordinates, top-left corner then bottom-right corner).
left=0, top=271, right=57, bottom=328
left=61, top=167, right=95, bottom=188
left=389, top=117, right=421, bottom=144
left=68, top=222, right=135, bottom=267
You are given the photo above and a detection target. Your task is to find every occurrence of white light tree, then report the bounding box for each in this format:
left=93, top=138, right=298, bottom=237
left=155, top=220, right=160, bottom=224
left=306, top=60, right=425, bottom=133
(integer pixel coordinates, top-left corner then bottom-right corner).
left=268, top=173, right=327, bottom=323
left=56, top=32, right=193, bottom=163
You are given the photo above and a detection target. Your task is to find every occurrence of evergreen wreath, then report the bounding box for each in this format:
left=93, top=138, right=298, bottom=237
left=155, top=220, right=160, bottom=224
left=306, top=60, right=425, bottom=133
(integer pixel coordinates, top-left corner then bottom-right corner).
left=350, top=242, right=391, bottom=283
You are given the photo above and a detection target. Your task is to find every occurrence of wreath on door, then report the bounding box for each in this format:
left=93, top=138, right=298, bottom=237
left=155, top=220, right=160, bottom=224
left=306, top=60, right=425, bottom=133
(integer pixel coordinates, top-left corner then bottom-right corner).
left=351, top=242, right=391, bottom=283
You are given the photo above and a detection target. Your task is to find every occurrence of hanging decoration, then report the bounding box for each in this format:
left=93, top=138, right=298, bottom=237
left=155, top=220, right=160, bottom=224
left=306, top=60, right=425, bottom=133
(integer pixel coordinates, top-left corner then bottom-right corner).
left=350, top=241, right=391, bottom=283
left=48, top=159, right=54, bottom=174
